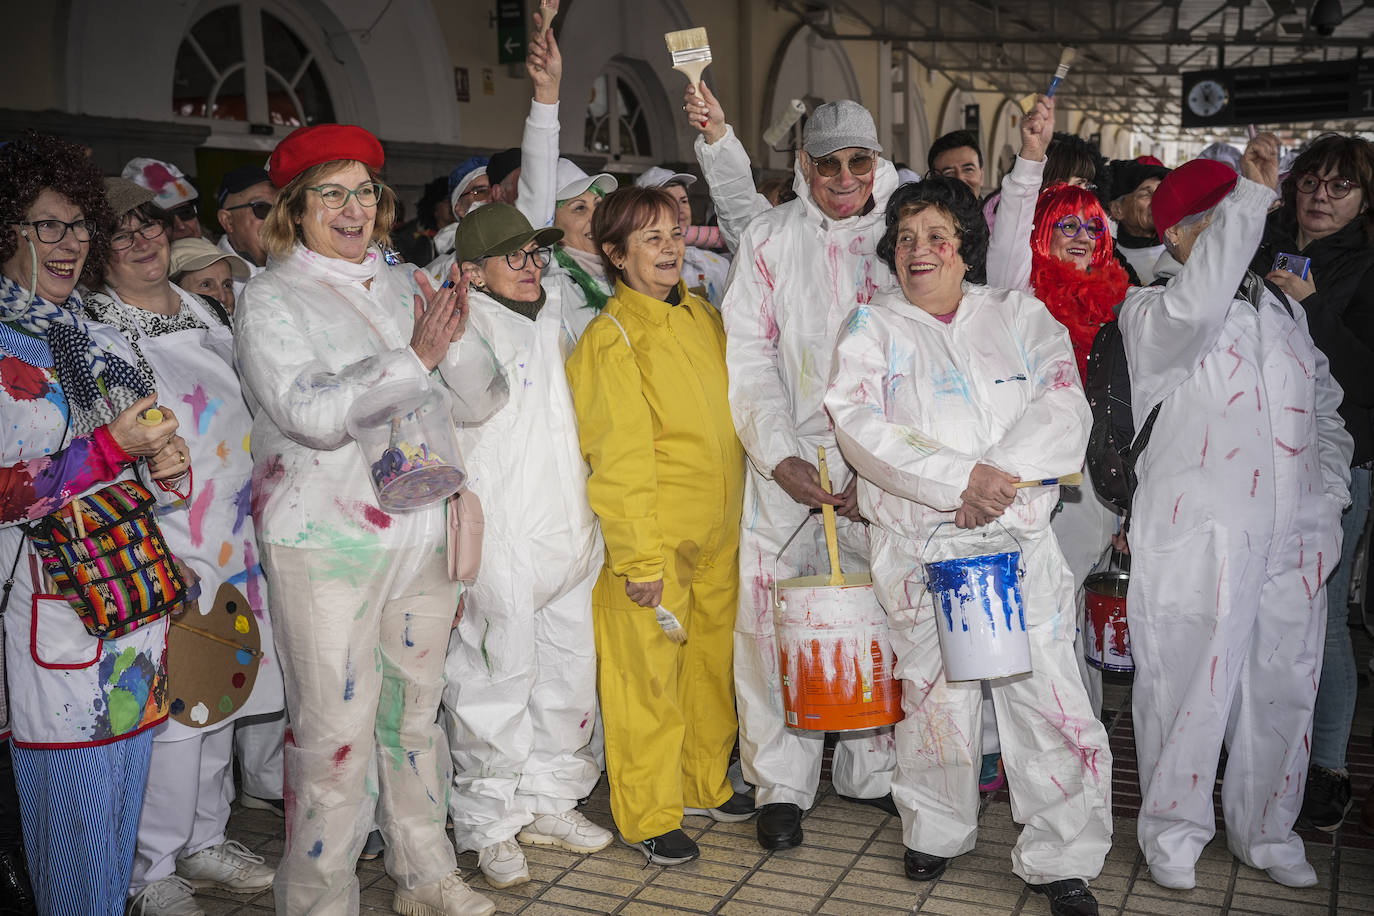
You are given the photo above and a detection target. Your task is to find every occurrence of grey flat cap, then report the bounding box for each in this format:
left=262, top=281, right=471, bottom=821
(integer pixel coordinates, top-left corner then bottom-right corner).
left=803, top=100, right=882, bottom=157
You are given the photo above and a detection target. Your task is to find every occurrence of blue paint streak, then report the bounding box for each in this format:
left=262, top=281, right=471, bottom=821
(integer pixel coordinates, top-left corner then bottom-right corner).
left=308, top=840, right=323, bottom=858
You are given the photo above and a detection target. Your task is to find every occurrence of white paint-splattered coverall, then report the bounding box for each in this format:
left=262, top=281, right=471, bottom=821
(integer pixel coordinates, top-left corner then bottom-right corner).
left=236, top=244, right=507, bottom=915
left=440, top=284, right=602, bottom=852
left=1119, top=177, right=1351, bottom=878
left=722, top=159, right=900, bottom=810
left=825, top=284, right=1113, bottom=884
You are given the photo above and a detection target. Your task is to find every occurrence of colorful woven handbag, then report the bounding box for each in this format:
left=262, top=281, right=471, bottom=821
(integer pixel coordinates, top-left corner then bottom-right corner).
left=25, top=480, right=186, bottom=639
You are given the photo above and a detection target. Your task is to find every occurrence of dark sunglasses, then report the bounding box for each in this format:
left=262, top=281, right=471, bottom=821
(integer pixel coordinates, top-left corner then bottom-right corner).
left=224, top=200, right=273, bottom=220
left=812, top=153, right=875, bottom=178
left=167, top=202, right=199, bottom=223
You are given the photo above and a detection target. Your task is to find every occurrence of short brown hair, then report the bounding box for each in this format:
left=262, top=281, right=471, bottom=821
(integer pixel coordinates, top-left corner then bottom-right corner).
left=94, top=202, right=169, bottom=287
left=261, top=160, right=395, bottom=260
left=591, top=186, right=679, bottom=285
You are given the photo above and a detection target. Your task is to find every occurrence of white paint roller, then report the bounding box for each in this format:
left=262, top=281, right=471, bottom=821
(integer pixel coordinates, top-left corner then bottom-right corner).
left=763, top=99, right=807, bottom=148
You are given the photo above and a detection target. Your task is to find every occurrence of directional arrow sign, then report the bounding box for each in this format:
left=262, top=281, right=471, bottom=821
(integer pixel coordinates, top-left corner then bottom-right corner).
left=497, top=0, right=526, bottom=64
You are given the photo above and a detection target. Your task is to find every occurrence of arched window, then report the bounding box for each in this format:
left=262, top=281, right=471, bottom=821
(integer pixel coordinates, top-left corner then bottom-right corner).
left=584, top=71, right=653, bottom=160
left=173, top=2, right=335, bottom=127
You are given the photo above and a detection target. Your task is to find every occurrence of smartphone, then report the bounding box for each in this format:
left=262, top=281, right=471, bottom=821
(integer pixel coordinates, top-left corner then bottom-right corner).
left=1272, top=252, right=1311, bottom=280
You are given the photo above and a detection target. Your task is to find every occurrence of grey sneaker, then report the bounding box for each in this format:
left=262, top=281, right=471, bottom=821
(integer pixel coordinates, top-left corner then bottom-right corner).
left=175, top=840, right=274, bottom=893
left=127, top=876, right=204, bottom=916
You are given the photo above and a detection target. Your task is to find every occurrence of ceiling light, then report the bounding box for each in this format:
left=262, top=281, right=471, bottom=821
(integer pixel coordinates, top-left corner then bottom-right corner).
left=1310, top=0, right=1343, bottom=36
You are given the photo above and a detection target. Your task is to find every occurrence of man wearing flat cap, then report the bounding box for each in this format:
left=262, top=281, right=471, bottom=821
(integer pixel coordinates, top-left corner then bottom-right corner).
left=216, top=165, right=277, bottom=301
left=720, top=99, right=898, bottom=852
left=1119, top=134, right=1351, bottom=893
left=1107, top=159, right=1171, bottom=283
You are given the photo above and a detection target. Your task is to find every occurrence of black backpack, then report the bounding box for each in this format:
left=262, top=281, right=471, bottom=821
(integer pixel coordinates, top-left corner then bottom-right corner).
left=1084, top=271, right=1291, bottom=517
left=1084, top=319, right=1159, bottom=516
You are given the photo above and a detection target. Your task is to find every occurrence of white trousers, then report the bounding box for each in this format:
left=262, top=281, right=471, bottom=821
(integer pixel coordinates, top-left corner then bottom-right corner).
left=1051, top=484, right=1119, bottom=716
left=872, top=530, right=1113, bottom=885
left=264, top=540, right=458, bottom=916
left=130, top=723, right=235, bottom=891
left=441, top=563, right=601, bottom=851
left=235, top=710, right=286, bottom=800
left=735, top=497, right=894, bottom=809
left=1131, top=518, right=1327, bottom=875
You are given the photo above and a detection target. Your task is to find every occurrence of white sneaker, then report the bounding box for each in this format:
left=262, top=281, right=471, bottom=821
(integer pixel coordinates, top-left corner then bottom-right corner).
left=128, top=876, right=204, bottom=916
left=175, top=840, right=275, bottom=893
left=393, top=869, right=496, bottom=916
left=477, top=838, right=529, bottom=889
left=1266, top=860, right=1318, bottom=888
left=516, top=809, right=613, bottom=853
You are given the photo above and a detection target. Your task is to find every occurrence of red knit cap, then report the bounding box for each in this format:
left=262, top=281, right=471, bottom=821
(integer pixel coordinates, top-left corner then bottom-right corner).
left=1152, top=158, right=1237, bottom=235
left=268, top=124, right=385, bottom=188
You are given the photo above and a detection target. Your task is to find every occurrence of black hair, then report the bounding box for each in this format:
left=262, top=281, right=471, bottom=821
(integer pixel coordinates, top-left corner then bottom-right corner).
left=877, top=176, right=989, bottom=283
left=416, top=175, right=450, bottom=231
left=927, top=130, right=982, bottom=172
left=0, top=130, right=114, bottom=286
left=1043, top=133, right=1103, bottom=194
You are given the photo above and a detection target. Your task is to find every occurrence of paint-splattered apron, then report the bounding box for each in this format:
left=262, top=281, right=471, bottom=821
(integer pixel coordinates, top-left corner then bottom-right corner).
left=137, top=294, right=283, bottom=738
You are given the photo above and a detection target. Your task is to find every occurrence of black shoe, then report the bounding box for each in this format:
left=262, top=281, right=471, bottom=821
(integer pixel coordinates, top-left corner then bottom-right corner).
left=837, top=792, right=898, bottom=817
left=1298, top=765, right=1352, bottom=832
left=685, top=791, right=756, bottom=823
left=0, top=845, right=36, bottom=916
left=623, top=829, right=699, bottom=866
left=902, top=848, right=948, bottom=881
left=1034, top=879, right=1098, bottom=916
left=756, top=803, right=803, bottom=850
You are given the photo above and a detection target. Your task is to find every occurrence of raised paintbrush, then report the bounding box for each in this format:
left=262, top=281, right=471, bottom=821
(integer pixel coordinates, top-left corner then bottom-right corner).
left=1046, top=47, right=1076, bottom=98
left=665, top=27, right=711, bottom=95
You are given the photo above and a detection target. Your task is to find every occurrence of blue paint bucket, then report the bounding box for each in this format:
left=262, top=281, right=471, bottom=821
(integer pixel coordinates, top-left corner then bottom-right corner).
left=923, top=526, right=1032, bottom=680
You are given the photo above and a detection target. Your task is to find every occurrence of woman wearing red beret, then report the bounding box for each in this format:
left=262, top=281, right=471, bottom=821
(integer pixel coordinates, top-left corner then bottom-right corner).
left=235, top=124, right=507, bottom=916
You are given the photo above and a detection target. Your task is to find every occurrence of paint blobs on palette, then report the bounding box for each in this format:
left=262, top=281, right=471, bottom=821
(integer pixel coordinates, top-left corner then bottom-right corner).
left=170, top=698, right=185, bottom=715
left=236, top=649, right=254, bottom=665
left=234, top=614, right=250, bottom=634
left=218, top=695, right=234, bottom=714
left=232, top=672, right=246, bottom=688
left=190, top=701, right=210, bottom=724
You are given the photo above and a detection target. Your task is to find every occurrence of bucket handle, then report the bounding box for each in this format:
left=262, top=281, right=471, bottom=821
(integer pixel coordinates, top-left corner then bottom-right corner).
left=816, top=446, right=844, bottom=586
left=921, top=520, right=1025, bottom=579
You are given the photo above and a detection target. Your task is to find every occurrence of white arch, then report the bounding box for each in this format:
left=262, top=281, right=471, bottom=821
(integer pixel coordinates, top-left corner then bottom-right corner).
left=558, top=0, right=693, bottom=167
left=988, top=98, right=1022, bottom=181
left=759, top=23, right=864, bottom=171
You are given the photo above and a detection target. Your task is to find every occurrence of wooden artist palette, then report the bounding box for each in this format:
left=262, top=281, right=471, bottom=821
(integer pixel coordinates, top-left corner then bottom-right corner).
left=167, top=582, right=261, bottom=728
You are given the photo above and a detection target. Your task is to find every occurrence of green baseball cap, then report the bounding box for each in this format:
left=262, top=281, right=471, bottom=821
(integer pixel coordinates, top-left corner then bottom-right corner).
left=453, top=202, right=563, bottom=264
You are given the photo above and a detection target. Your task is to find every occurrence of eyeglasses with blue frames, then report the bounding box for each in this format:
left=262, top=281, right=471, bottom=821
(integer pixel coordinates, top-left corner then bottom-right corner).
left=487, top=246, right=553, bottom=271
left=307, top=181, right=384, bottom=209
left=109, top=220, right=167, bottom=251
left=10, top=219, right=95, bottom=244
left=1053, top=216, right=1106, bottom=241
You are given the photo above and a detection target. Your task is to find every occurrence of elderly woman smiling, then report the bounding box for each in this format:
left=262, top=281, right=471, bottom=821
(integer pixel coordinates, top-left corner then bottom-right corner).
left=234, top=124, right=505, bottom=916
left=566, top=187, right=749, bottom=868
left=824, top=178, right=1112, bottom=916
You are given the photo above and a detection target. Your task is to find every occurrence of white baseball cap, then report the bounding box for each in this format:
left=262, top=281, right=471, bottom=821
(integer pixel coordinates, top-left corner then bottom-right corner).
left=634, top=166, right=697, bottom=190
left=556, top=158, right=618, bottom=202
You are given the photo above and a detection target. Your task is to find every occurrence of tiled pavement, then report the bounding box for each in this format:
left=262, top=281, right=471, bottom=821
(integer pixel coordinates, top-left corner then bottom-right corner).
left=213, top=629, right=1374, bottom=915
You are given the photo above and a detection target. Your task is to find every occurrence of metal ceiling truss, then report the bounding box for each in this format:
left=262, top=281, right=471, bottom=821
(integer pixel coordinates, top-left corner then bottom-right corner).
left=776, top=0, right=1374, bottom=140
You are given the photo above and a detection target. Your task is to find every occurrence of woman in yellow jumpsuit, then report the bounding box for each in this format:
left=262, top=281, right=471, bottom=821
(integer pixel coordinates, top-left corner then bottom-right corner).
left=566, top=187, right=748, bottom=866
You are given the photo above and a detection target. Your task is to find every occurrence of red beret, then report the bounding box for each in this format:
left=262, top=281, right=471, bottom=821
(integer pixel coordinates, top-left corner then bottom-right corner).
left=1135, top=155, right=1165, bottom=167
left=268, top=124, right=385, bottom=188
left=1152, top=158, right=1238, bottom=235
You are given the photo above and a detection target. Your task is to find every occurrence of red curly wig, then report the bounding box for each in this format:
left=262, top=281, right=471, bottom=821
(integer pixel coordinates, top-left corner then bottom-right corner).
left=1030, top=183, right=1115, bottom=272
left=1029, top=183, right=1129, bottom=381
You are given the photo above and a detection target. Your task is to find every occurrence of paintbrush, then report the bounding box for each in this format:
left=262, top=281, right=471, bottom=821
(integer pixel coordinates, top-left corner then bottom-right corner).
left=1046, top=47, right=1076, bottom=98
left=665, top=27, right=711, bottom=95
left=654, top=604, right=688, bottom=644
left=1013, top=471, right=1083, bottom=489
left=535, top=0, right=558, bottom=40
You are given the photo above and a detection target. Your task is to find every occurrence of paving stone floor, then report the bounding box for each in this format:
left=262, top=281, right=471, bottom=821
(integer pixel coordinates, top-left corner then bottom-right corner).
left=212, top=628, right=1374, bottom=915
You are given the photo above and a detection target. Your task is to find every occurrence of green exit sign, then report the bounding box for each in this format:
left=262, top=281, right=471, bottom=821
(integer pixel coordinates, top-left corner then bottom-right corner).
left=496, top=0, right=525, bottom=64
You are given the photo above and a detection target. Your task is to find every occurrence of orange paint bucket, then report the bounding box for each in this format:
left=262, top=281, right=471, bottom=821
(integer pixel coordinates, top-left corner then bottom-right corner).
left=771, top=571, right=903, bottom=732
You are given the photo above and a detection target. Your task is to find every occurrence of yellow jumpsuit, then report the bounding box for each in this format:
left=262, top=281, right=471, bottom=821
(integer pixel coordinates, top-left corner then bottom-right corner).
left=566, top=279, right=744, bottom=843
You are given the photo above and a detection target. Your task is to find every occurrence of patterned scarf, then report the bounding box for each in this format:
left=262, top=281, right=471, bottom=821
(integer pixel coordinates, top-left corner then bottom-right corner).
left=553, top=245, right=609, bottom=313
left=0, top=272, right=149, bottom=434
